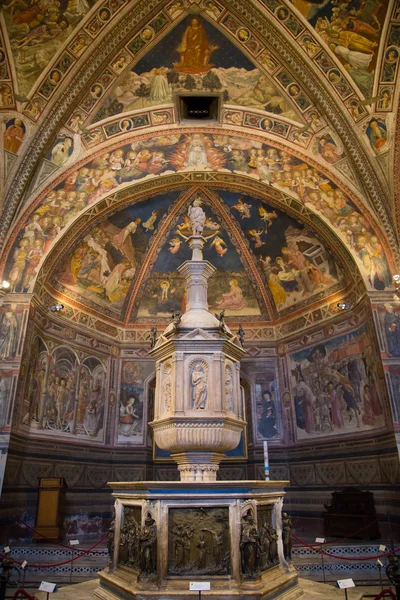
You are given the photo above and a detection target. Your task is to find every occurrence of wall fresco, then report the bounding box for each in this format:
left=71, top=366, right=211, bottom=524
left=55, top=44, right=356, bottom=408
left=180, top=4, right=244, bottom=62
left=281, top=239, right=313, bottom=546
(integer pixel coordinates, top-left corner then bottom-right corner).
left=20, top=337, right=108, bottom=443
left=54, top=191, right=181, bottom=318
left=4, top=119, right=26, bottom=154
left=117, top=360, right=153, bottom=444
left=93, top=15, right=300, bottom=123
left=387, top=366, right=400, bottom=426
left=47, top=134, right=74, bottom=166
left=3, top=132, right=391, bottom=300
left=2, top=0, right=96, bottom=95
left=0, top=371, right=13, bottom=430
left=378, top=304, right=400, bottom=357
left=241, top=360, right=282, bottom=444
left=289, top=323, right=385, bottom=441
left=136, top=195, right=263, bottom=319
left=365, top=117, right=388, bottom=154
left=220, top=192, right=343, bottom=315
left=289, top=0, right=385, bottom=98
left=0, top=304, right=24, bottom=360
left=49, top=188, right=345, bottom=321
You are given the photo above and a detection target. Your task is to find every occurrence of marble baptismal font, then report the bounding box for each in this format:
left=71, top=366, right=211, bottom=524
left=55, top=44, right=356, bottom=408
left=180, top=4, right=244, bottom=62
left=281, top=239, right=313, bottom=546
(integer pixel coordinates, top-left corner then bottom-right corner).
left=95, top=197, right=302, bottom=599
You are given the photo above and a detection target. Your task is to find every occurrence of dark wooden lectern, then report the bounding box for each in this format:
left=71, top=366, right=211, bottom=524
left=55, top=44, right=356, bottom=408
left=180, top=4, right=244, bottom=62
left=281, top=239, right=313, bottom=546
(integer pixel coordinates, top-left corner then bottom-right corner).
left=34, top=477, right=66, bottom=541
left=323, top=487, right=380, bottom=541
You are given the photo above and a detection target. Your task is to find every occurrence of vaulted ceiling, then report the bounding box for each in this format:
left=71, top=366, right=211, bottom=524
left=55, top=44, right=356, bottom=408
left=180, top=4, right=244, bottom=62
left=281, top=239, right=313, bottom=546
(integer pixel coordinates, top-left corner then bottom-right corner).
left=0, top=0, right=398, bottom=333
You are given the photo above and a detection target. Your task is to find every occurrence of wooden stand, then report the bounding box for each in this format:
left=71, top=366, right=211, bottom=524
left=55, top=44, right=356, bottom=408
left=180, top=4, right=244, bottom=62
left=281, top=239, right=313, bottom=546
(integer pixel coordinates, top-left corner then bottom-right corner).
left=34, top=477, right=66, bottom=541
left=323, top=488, right=380, bottom=541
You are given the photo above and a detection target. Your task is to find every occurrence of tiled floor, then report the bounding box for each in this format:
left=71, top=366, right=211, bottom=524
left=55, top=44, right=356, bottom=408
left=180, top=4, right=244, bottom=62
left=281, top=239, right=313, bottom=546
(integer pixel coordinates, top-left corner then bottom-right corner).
left=32, top=577, right=370, bottom=599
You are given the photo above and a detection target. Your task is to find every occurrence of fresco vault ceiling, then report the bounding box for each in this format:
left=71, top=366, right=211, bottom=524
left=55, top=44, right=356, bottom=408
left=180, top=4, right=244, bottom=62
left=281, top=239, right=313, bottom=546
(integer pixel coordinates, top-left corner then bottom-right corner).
left=0, top=0, right=399, bottom=333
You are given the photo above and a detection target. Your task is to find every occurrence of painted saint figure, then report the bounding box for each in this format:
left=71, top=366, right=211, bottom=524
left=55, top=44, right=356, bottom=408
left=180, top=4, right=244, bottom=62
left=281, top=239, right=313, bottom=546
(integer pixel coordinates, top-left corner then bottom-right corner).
left=174, top=18, right=218, bottom=72
left=4, top=119, right=25, bottom=153
left=149, top=69, right=170, bottom=102
left=192, top=364, right=208, bottom=409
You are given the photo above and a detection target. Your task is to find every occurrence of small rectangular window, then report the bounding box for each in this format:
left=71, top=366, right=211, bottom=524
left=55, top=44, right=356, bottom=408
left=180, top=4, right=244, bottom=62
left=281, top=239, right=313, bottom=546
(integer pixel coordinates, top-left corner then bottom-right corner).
left=177, top=95, right=220, bottom=122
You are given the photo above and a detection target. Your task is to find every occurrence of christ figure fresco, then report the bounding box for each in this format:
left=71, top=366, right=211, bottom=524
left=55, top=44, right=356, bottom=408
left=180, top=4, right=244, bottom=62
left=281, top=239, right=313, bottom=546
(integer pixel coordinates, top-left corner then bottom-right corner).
left=173, top=18, right=218, bottom=73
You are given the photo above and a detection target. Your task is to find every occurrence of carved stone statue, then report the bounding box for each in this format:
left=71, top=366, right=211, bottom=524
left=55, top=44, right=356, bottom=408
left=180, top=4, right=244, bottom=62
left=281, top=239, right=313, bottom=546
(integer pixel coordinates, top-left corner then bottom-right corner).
left=118, top=508, right=140, bottom=567
left=216, top=309, right=227, bottom=335
left=183, top=525, right=194, bottom=564
left=196, top=534, right=207, bottom=569
left=225, top=367, right=233, bottom=411
left=282, top=512, right=293, bottom=561
left=171, top=311, right=181, bottom=330
left=172, top=524, right=185, bottom=567
left=128, top=519, right=140, bottom=566
left=139, top=513, right=157, bottom=576
left=164, top=365, right=172, bottom=411
left=268, top=526, right=278, bottom=564
left=188, top=198, right=206, bottom=236
left=119, top=529, right=129, bottom=565
left=107, top=518, right=115, bottom=564
left=203, top=528, right=223, bottom=567
left=240, top=511, right=260, bottom=577
left=215, top=309, right=225, bottom=323
left=215, top=531, right=224, bottom=567
left=259, top=521, right=271, bottom=570
left=146, top=326, right=157, bottom=348
left=192, top=364, right=208, bottom=409
left=238, top=324, right=245, bottom=348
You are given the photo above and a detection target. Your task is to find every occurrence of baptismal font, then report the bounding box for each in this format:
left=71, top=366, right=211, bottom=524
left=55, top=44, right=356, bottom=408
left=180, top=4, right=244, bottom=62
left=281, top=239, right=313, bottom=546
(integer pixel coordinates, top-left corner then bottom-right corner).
left=96, top=198, right=302, bottom=599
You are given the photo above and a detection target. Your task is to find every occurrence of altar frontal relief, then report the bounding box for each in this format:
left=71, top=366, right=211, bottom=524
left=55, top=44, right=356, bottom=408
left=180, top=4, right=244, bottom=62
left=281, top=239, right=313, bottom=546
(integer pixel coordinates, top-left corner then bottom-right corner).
left=289, top=323, right=385, bottom=441
left=168, top=507, right=230, bottom=576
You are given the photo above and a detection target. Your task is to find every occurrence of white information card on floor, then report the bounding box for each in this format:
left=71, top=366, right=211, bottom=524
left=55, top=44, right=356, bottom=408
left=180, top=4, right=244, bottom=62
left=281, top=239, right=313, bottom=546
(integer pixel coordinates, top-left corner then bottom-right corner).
left=39, top=582, right=58, bottom=593
left=337, top=579, right=355, bottom=589
left=190, top=582, right=211, bottom=591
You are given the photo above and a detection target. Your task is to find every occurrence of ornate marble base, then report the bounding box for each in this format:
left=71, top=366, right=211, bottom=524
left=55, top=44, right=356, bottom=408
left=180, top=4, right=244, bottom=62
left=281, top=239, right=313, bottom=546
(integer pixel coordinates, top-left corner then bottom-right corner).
left=95, top=481, right=303, bottom=600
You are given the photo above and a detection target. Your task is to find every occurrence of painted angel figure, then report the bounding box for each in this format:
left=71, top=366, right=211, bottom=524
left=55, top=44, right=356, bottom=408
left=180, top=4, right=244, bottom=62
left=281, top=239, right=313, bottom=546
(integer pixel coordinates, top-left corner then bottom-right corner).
left=232, top=198, right=251, bottom=219
left=210, top=235, right=227, bottom=256
left=248, top=228, right=265, bottom=248
left=258, top=206, right=278, bottom=229
left=188, top=199, right=206, bottom=236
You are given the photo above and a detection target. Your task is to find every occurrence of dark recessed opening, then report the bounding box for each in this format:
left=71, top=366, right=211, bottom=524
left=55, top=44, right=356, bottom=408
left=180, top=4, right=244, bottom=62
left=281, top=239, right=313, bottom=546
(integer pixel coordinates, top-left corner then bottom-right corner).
left=179, top=96, right=219, bottom=120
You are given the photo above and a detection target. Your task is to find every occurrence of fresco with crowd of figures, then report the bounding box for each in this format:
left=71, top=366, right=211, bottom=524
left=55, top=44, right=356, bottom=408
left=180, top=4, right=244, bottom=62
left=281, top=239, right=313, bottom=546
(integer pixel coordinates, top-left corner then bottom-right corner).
left=289, top=323, right=385, bottom=441
left=4, top=132, right=391, bottom=300
left=2, top=0, right=96, bottom=95
left=20, top=337, right=107, bottom=443
left=289, top=0, right=385, bottom=98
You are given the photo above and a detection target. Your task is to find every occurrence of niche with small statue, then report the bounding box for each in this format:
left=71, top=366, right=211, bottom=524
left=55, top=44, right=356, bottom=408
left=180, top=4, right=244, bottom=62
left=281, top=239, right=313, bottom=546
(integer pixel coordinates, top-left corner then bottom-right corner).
left=116, top=507, right=157, bottom=577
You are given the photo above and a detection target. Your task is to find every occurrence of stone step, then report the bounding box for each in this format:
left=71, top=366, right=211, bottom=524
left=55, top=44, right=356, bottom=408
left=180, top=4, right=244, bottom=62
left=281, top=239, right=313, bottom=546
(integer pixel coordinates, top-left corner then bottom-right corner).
left=299, top=578, right=364, bottom=599
left=34, top=577, right=367, bottom=600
